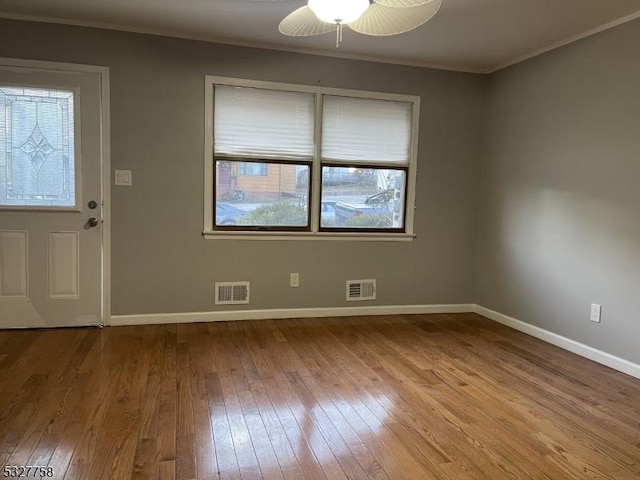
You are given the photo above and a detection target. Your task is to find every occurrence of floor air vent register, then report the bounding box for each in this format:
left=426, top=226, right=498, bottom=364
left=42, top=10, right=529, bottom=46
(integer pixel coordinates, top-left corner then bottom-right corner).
left=346, top=279, right=376, bottom=301
left=215, top=281, right=250, bottom=305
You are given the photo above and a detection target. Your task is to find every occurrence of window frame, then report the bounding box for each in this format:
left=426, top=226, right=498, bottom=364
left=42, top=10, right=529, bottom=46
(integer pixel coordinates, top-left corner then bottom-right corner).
left=213, top=158, right=312, bottom=232
left=204, top=76, right=420, bottom=241
left=318, top=163, right=409, bottom=233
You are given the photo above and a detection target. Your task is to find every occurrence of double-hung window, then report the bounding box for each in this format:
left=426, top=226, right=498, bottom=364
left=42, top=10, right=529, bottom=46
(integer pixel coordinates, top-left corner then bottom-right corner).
left=204, top=77, right=419, bottom=240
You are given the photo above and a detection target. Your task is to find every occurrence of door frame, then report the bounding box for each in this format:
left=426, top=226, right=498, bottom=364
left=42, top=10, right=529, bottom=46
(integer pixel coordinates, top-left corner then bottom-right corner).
left=0, top=57, right=111, bottom=326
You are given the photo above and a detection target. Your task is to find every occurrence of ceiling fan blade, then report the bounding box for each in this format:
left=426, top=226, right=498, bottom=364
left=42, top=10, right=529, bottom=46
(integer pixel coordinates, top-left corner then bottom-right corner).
left=279, top=6, right=338, bottom=36
left=348, top=0, right=441, bottom=36
left=373, top=0, right=434, bottom=7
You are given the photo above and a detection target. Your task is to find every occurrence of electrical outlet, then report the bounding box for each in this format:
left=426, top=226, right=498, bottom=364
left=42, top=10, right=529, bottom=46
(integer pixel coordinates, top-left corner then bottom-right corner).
left=290, top=273, right=299, bottom=288
left=590, top=304, right=602, bottom=323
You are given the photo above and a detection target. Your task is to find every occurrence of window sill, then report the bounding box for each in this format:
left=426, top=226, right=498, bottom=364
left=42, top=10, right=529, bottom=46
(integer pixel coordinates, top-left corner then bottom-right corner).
left=202, top=231, right=416, bottom=242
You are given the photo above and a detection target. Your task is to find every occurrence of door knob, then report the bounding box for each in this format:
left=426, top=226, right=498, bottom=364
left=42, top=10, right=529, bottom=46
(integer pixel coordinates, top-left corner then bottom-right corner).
left=87, top=217, right=99, bottom=228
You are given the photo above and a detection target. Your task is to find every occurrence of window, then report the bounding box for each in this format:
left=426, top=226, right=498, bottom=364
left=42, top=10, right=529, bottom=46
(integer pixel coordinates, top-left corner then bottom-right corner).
left=0, top=86, right=77, bottom=208
left=205, top=77, right=419, bottom=239
left=238, top=162, right=268, bottom=176
left=319, top=95, right=411, bottom=232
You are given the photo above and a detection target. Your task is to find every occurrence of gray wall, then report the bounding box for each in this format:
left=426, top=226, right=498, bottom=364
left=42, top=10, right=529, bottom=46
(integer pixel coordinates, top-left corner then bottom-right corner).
left=477, top=19, right=640, bottom=364
left=1, top=16, right=638, bottom=364
left=0, top=19, right=486, bottom=315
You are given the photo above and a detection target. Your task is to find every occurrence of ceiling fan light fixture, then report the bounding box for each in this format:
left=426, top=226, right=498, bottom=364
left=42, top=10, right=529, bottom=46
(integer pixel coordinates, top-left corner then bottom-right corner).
left=308, top=0, right=370, bottom=25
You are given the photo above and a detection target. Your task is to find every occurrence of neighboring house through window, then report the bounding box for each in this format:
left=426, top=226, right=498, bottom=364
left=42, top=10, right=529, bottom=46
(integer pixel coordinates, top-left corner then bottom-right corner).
left=239, top=162, right=268, bottom=176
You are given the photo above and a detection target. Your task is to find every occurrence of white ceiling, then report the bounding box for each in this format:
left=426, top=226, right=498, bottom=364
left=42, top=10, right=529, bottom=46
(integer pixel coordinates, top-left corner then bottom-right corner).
left=2, top=0, right=640, bottom=73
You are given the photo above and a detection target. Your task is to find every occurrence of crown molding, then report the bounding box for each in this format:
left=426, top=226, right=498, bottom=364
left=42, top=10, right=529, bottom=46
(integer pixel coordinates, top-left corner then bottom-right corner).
left=0, top=12, right=488, bottom=74
left=3, top=8, right=640, bottom=76
left=489, top=9, right=640, bottom=73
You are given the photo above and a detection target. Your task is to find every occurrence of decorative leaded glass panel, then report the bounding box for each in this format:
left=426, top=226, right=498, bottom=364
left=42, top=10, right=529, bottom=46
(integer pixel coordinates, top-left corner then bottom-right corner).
left=0, top=86, right=76, bottom=207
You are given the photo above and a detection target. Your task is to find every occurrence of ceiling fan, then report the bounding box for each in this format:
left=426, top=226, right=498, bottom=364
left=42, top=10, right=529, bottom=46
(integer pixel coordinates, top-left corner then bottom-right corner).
left=256, top=0, right=442, bottom=47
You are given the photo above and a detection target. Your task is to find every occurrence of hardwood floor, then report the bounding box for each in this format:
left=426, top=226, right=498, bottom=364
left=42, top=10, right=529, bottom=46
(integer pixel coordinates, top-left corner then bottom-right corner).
left=0, top=313, right=639, bottom=479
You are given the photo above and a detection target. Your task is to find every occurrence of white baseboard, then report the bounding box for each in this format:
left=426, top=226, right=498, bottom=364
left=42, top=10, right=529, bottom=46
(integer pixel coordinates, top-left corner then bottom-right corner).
left=110, top=303, right=474, bottom=327
left=474, top=305, right=640, bottom=380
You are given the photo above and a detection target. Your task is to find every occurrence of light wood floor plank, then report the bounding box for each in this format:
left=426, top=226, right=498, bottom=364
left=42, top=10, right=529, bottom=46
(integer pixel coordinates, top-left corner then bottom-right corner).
left=1, top=313, right=639, bottom=479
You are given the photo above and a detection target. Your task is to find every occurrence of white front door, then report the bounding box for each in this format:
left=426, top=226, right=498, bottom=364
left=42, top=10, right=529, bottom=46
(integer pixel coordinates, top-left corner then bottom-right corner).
left=0, top=61, right=106, bottom=328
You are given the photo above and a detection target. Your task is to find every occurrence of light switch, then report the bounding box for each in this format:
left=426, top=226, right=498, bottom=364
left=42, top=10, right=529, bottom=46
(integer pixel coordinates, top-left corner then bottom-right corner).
left=115, top=170, right=132, bottom=186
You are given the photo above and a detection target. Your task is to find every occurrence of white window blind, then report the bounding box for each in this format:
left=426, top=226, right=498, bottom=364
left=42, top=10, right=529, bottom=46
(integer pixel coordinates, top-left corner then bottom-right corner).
left=321, top=95, right=412, bottom=164
left=214, top=85, right=315, bottom=160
